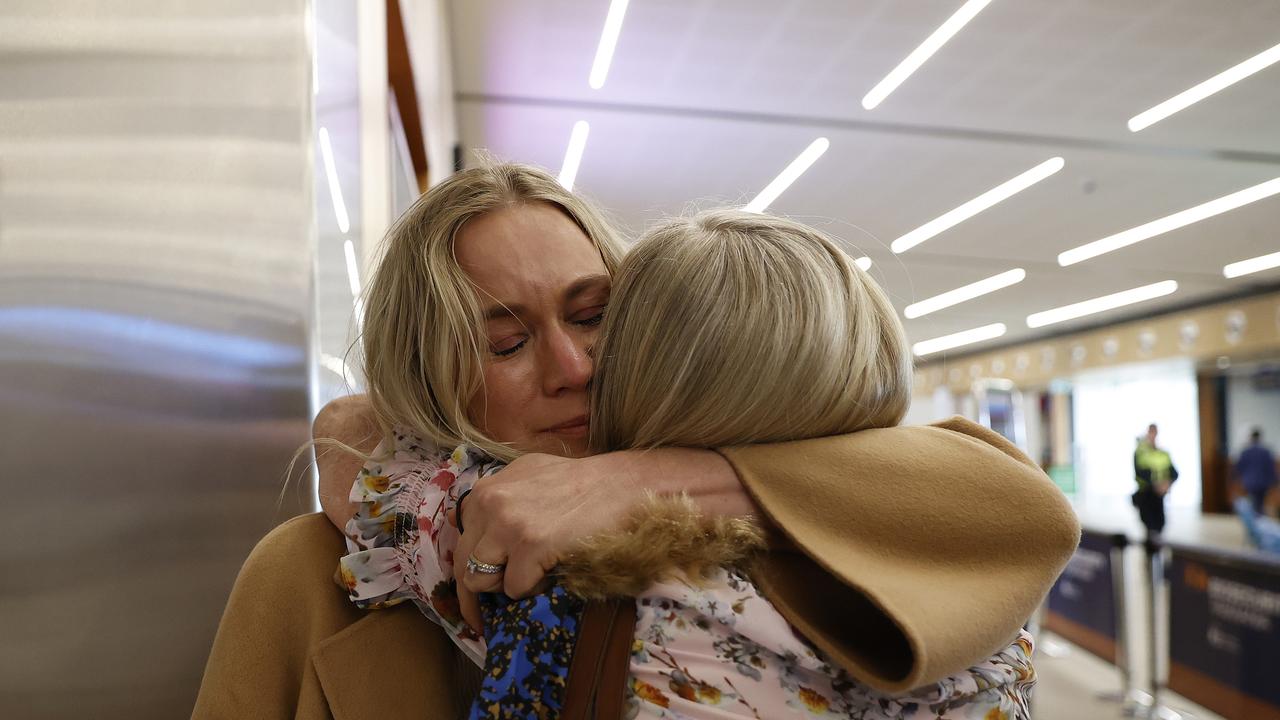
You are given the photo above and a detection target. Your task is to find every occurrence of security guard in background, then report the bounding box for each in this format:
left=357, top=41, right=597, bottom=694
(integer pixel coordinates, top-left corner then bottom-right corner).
left=1133, top=423, right=1178, bottom=538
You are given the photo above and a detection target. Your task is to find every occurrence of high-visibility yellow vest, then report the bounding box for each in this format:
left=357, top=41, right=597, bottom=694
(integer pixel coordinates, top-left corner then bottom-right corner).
left=1135, top=442, right=1174, bottom=490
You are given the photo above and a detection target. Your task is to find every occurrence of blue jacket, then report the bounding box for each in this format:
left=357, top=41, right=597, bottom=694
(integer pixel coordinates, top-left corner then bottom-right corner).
left=1237, top=444, right=1278, bottom=494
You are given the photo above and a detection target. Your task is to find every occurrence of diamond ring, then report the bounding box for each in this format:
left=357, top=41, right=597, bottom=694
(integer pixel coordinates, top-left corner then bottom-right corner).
left=466, top=555, right=505, bottom=575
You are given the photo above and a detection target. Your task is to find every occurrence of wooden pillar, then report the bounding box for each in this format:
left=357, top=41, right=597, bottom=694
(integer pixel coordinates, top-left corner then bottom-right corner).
left=1197, top=372, right=1231, bottom=514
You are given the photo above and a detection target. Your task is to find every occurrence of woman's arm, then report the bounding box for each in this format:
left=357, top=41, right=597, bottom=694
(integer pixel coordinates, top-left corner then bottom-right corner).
left=315, top=395, right=756, bottom=532
left=314, top=394, right=381, bottom=528
left=453, top=448, right=759, bottom=599
left=454, top=418, right=1077, bottom=693
left=717, top=418, right=1079, bottom=692
left=314, top=396, right=1078, bottom=691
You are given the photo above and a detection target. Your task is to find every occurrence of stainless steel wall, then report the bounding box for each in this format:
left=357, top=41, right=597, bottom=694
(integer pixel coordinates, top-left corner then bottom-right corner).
left=0, top=1, right=316, bottom=717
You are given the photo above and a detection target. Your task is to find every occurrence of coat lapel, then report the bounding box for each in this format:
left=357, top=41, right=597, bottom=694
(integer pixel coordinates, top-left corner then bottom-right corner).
left=312, top=605, right=464, bottom=720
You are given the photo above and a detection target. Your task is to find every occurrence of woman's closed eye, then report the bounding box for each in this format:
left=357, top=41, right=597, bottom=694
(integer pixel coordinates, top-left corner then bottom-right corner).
left=490, top=334, right=527, bottom=357
left=489, top=306, right=605, bottom=358
left=572, top=306, right=606, bottom=327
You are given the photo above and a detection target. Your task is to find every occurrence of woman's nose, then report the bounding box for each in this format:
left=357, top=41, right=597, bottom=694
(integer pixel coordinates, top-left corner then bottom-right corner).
left=541, top=327, right=593, bottom=395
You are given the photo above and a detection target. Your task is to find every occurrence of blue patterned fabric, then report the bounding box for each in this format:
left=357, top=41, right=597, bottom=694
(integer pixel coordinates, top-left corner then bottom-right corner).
left=468, top=584, right=586, bottom=719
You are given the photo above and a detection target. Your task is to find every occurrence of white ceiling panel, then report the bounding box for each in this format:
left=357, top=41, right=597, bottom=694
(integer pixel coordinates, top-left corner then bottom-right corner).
left=447, top=0, right=1280, bottom=353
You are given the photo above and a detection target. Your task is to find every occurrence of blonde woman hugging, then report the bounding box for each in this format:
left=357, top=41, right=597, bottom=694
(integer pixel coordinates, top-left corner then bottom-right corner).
left=195, top=163, right=1078, bottom=720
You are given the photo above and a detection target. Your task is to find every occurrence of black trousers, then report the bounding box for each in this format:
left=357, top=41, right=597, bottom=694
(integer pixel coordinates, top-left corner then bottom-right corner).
left=1133, top=489, right=1165, bottom=535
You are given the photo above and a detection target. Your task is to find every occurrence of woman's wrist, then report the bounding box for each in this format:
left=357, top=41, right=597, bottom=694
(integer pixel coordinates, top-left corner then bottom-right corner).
left=594, top=447, right=760, bottom=519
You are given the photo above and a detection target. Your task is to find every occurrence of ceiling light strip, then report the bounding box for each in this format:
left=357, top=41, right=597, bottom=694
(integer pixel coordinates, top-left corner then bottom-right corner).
left=904, top=268, right=1026, bottom=319
left=1224, top=250, right=1280, bottom=279
left=318, top=127, right=350, bottom=234
left=558, top=120, right=591, bottom=191
left=743, top=137, right=830, bottom=214
left=861, top=0, right=995, bottom=110
left=912, top=322, right=1007, bottom=356
left=1058, top=177, right=1280, bottom=267
left=342, top=239, right=361, bottom=297
left=1026, top=280, right=1177, bottom=329
left=1129, top=41, right=1280, bottom=132
left=891, top=157, right=1064, bottom=254
left=855, top=256, right=873, bottom=271
left=589, top=0, right=632, bottom=89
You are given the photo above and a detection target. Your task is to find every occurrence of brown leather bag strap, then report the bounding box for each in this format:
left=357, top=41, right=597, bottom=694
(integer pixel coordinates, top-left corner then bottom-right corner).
left=561, top=598, right=638, bottom=720
left=594, top=598, right=637, bottom=719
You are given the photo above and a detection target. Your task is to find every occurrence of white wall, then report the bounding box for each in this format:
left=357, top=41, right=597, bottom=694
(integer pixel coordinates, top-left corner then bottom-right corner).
left=1226, top=373, right=1280, bottom=455
left=1072, top=358, right=1202, bottom=508
left=902, top=385, right=958, bottom=426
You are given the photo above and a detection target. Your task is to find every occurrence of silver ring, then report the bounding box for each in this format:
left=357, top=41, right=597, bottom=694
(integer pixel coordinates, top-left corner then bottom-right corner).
left=466, top=555, right=505, bottom=575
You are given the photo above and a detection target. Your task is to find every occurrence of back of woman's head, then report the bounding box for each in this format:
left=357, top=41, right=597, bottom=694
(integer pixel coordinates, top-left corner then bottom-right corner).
left=362, top=162, right=625, bottom=460
left=589, top=209, right=911, bottom=451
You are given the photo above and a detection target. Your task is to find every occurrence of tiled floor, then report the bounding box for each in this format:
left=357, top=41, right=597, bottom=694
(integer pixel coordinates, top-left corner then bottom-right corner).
left=1034, top=631, right=1222, bottom=720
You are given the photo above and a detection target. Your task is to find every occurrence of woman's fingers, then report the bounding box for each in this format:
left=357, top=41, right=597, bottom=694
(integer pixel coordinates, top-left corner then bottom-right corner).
left=450, top=453, right=632, bottom=597
left=504, top=564, right=555, bottom=599
left=457, top=583, right=483, bottom=634
left=457, top=533, right=508, bottom=593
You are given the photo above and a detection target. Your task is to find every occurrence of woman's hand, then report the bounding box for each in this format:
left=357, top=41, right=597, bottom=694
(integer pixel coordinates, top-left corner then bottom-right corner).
left=451, top=447, right=756, bottom=629
left=453, top=453, right=638, bottom=598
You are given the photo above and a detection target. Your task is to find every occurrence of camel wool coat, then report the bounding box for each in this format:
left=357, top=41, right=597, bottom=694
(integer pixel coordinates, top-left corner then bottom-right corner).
left=192, top=417, right=1079, bottom=719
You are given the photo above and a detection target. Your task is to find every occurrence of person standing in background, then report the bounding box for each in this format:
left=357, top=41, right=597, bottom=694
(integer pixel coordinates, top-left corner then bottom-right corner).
left=1236, top=428, right=1277, bottom=515
left=1133, top=423, right=1178, bottom=538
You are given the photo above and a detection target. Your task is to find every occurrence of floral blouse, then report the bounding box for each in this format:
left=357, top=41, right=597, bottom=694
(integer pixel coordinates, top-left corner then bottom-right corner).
left=339, top=429, right=1037, bottom=719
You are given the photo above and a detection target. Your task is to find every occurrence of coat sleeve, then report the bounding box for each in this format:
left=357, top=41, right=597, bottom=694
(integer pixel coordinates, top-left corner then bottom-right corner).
left=716, top=416, right=1080, bottom=693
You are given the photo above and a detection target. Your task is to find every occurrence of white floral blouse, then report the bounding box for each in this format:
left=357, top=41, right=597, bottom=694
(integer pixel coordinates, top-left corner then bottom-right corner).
left=339, top=429, right=1036, bottom=719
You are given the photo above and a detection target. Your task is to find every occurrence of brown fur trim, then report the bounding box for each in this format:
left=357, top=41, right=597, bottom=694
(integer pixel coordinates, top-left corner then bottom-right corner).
left=555, top=493, right=766, bottom=599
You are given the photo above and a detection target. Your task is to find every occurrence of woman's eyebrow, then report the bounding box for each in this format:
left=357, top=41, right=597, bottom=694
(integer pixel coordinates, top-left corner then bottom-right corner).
left=483, top=302, right=523, bottom=322
left=563, top=274, right=611, bottom=303
left=481, top=274, right=610, bottom=321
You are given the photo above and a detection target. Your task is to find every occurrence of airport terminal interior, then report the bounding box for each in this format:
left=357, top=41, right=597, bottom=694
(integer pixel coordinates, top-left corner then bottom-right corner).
left=2, top=1, right=1279, bottom=718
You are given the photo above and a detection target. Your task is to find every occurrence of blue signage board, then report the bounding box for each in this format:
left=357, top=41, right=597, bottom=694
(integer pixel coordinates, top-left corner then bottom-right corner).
left=1044, top=529, right=1118, bottom=663
left=1167, top=546, right=1280, bottom=720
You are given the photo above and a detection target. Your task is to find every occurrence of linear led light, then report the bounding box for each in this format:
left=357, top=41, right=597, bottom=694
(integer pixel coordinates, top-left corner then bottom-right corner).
left=318, top=127, right=350, bottom=234
left=904, top=268, right=1025, bottom=319
left=912, top=322, right=1006, bottom=356
left=589, top=0, right=631, bottom=89
left=743, top=137, right=830, bottom=214
left=558, top=121, right=591, bottom=191
left=892, top=157, right=1063, bottom=254
left=342, top=239, right=361, bottom=297
left=1224, top=250, right=1280, bottom=279
left=1129, top=42, right=1280, bottom=132
left=861, top=0, right=995, bottom=110
left=1026, top=280, right=1177, bottom=329
left=1058, top=177, right=1280, bottom=267
left=855, top=256, right=872, bottom=271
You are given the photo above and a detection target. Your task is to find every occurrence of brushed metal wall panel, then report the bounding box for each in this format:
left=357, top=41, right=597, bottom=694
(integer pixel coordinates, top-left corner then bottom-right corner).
left=0, top=1, right=316, bottom=717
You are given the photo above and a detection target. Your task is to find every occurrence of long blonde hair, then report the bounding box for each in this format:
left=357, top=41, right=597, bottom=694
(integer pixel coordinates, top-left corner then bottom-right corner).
left=589, top=209, right=911, bottom=451
left=361, top=162, right=626, bottom=461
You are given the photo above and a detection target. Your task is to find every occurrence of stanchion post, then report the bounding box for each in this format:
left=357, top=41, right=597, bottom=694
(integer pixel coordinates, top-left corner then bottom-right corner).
left=1147, top=539, right=1161, bottom=713
left=1108, top=533, right=1133, bottom=707
left=1142, top=537, right=1183, bottom=720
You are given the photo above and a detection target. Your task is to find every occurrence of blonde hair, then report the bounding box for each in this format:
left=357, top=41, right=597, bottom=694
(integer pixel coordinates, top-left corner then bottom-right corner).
left=589, top=209, right=911, bottom=451
left=361, top=162, right=626, bottom=461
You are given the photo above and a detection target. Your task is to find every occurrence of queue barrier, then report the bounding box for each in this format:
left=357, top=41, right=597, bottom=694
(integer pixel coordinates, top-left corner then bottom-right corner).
left=1043, top=529, right=1133, bottom=702
left=1164, top=543, right=1280, bottom=720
